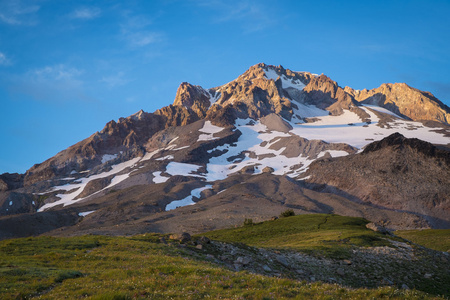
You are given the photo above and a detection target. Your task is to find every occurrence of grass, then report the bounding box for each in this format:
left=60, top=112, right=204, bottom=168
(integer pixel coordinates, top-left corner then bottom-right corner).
left=395, top=229, right=450, bottom=252
left=0, top=215, right=447, bottom=299
left=202, top=214, right=393, bottom=259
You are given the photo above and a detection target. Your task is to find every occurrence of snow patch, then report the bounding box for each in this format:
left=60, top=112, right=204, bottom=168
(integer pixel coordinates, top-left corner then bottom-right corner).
left=208, top=90, right=221, bottom=107
left=169, top=137, right=179, bottom=144
left=264, top=68, right=279, bottom=80
left=317, top=150, right=350, bottom=158
left=198, top=121, right=224, bottom=141
left=152, top=171, right=169, bottom=183
left=141, top=149, right=160, bottom=161
left=264, top=68, right=305, bottom=90
left=200, top=121, right=224, bottom=134
left=363, top=105, right=402, bottom=118
left=280, top=75, right=306, bottom=90
left=165, top=162, right=203, bottom=178
left=291, top=102, right=329, bottom=121
left=156, top=155, right=174, bottom=161
left=172, top=145, right=190, bottom=151
left=198, top=134, right=218, bottom=141
left=78, top=210, right=95, bottom=217
left=101, top=154, right=118, bottom=164
left=166, top=185, right=212, bottom=211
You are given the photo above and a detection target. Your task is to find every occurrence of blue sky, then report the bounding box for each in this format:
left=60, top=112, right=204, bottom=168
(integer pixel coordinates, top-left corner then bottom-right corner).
left=1, top=0, right=449, bottom=174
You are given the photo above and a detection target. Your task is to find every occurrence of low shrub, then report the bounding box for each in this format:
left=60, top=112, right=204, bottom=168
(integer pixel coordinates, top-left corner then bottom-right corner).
left=243, top=218, right=254, bottom=226
left=280, top=209, right=295, bottom=218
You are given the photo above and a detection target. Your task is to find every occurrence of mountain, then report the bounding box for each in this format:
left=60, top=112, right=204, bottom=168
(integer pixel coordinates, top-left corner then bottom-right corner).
left=1, top=63, right=449, bottom=239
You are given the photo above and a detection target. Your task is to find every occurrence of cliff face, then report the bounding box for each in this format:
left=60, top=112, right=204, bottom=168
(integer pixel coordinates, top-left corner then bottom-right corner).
left=345, top=83, right=450, bottom=124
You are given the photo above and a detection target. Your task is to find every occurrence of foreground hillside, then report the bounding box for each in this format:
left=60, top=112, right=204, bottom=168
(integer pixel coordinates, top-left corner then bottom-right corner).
left=1, top=214, right=449, bottom=299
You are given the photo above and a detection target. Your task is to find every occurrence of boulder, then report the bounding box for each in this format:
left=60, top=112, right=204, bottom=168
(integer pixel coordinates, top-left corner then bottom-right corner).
left=169, top=232, right=191, bottom=243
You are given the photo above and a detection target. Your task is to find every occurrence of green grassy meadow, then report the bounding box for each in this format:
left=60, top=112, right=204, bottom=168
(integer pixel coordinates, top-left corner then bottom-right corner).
left=395, top=229, right=450, bottom=252
left=202, top=214, right=393, bottom=259
left=0, top=214, right=448, bottom=299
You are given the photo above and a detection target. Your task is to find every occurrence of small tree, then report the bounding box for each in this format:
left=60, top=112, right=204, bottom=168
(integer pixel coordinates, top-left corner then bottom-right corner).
left=280, top=209, right=295, bottom=218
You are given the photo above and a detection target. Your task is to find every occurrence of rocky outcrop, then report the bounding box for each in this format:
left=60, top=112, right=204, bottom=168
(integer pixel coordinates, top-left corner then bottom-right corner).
left=0, top=173, right=24, bottom=191
left=345, top=83, right=450, bottom=124
left=301, top=74, right=370, bottom=120
left=268, top=136, right=357, bottom=159
left=305, top=133, right=450, bottom=228
left=154, top=104, right=199, bottom=128
left=363, top=132, right=450, bottom=165
left=0, top=192, right=36, bottom=216
left=173, top=82, right=211, bottom=119
left=260, top=113, right=293, bottom=132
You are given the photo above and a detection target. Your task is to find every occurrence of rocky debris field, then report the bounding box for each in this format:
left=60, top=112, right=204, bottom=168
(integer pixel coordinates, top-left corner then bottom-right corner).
left=165, top=231, right=450, bottom=297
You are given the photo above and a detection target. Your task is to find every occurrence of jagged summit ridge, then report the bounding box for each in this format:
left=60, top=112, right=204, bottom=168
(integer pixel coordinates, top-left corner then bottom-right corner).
left=170, top=63, right=364, bottom=126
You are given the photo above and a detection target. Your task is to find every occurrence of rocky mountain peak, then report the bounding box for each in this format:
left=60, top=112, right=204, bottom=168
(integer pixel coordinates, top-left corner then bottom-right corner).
left=239, top=63, right=314, bottom=86
left=128, top=109, right=146, bottom=121
left=168, top=63, right=371, bottom=125
left=345, top=83, right=450, bottom=124
left=173, top=82, right=211, bottom=119
left=205, top=63, right=318, bottom=121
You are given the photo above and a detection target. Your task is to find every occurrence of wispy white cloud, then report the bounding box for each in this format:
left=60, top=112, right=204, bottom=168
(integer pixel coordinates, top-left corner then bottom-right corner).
left=9, top=64, right=88, bottom=102
left=0, top=52, right=11, bottom=65
left=122, top=14, right=152, bottom=29
left=33, top=64, right=83, bottom=81
left=0, top=0, right=39, bottom=25
left=196, top=0, right=274, bottom=33
left=126, top=31, right=162, bottom=47
left=70, top=7, right=101, bottom=20
left=100, top=71, right=132, bottom=88
left=119, top=13, right=163, bottom=48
